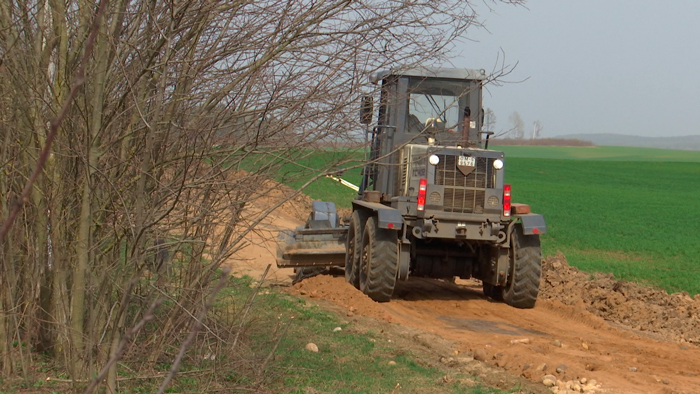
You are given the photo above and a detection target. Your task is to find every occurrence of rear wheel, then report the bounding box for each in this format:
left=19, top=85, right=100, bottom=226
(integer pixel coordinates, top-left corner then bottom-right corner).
left=501, top=224, right=542, bottom=309
left=359, top=216, right=398, bottom=302
left=345, top=210, right=368, bottom=288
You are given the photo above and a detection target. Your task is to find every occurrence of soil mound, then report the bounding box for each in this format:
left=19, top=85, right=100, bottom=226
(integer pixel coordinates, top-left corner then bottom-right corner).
left=261, top=180, right=315, bottom=222
left=540, top=253, right=700, bottom=344
left=288, top=275, right=395, bottom=322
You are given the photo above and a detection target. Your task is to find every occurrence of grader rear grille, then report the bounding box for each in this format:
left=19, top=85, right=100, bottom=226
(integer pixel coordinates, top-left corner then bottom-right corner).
left=435, top=155, right=495, bottom=213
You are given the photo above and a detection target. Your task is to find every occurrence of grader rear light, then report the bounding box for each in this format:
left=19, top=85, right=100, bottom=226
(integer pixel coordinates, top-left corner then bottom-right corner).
left=503, top=184, right=511, bottom=217
left=417, top=178, right=427, bottom=211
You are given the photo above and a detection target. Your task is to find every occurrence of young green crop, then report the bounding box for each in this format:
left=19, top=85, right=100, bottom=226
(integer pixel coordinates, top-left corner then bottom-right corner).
left=286, top=145, right=700, bottom=296
left=504, top=157, right=700, bottom=296
left=492, top=145, right=700, bottom=162
left=238, top=148, right=364, bottom=208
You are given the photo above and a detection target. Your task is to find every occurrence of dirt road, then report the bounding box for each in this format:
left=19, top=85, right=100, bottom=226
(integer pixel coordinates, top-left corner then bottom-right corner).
left=233, top=196, right=700, bottom=394
left=290, top=272, right=700, bottom=394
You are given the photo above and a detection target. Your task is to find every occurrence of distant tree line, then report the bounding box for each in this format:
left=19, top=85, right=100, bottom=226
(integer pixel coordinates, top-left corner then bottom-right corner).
left=489, top=138, right=595, bottom=147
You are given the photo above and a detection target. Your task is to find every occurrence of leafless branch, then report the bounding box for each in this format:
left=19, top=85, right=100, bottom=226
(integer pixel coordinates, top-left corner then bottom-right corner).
left=232, top=264, right=271, bottom=350
left=83, top=298, right=163, bottom=394
left=156, top=268, right=231, bottom=394
left=0, top=0, right=108, bottom=245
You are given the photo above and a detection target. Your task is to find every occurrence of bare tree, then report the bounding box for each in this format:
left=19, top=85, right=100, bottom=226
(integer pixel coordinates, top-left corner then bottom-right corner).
left=532, top=120, right=543, bottom=139
left=509, top=111, right=525, bottom=139
left=484, top=108, right=497, bottom=133
left=0, top=0, right=525, bottom=389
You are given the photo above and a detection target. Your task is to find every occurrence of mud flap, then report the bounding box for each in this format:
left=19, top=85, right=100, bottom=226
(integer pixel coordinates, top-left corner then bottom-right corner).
left=495, top=248, right=510, bottom=286
left=398, top=242, right=410, bottom=280
left=352, top=200, right=403, bottom=230
left=517, top=214, right=547, bottom=235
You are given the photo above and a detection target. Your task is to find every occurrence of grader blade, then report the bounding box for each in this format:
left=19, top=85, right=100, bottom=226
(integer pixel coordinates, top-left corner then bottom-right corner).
left=276, top=228, right=348, bottom=268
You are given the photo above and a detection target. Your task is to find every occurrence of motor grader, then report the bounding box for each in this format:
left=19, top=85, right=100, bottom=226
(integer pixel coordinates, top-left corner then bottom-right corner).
left=277, top=67, right=546, bottom=308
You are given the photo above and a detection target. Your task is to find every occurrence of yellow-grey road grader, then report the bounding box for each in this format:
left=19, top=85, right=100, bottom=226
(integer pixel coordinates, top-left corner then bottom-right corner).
left=278, top=67, right=546, bottom=308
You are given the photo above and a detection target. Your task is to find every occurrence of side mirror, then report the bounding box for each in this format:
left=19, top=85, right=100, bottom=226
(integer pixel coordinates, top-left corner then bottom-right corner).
left=360, top=95, right=373, bottom=125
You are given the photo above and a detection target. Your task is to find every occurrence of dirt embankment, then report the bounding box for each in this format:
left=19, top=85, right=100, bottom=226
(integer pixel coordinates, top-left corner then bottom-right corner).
left=227, top=180, right=311, bottom=283
left=540, top=253, right=700, bottom=345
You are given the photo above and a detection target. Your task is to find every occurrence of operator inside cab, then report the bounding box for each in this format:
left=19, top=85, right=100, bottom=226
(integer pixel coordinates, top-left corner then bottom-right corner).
left=406, top=83, right=473, bottom=147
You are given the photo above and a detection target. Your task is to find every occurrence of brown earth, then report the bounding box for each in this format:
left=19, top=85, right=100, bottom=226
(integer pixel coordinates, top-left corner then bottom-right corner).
left=227, top=181, right=311, bottom=284
left=540, top=254, right=700, bottom=345
left=230, top=194, right=700, bottom=394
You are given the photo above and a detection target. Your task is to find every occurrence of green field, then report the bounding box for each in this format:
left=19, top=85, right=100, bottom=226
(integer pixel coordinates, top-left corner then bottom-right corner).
left=491, top=145, right=700, bottom=162
left=283, top=150, right=363, bottom=208
left=504, top=157, right=700, bottom=295
left=294, top=145, right=700, bottom=296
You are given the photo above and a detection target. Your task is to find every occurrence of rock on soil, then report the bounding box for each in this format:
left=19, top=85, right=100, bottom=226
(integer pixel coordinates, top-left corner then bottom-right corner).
left=539, top=253, right=700, bottom=344
left=542, top=374, right=557, bottom=387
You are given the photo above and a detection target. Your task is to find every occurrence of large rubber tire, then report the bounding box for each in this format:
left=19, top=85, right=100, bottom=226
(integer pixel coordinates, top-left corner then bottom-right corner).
left=501, top=224, right=542, bottom=309
left=359, top=216, right=398, bottom=302
left=345, top=210, right=368, bottom=288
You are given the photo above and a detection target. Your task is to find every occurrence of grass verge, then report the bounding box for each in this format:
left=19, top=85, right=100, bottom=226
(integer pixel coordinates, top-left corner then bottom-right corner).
left=220, top=275, right=520, bottom=394
left=2, top=275, right=524, bottom=394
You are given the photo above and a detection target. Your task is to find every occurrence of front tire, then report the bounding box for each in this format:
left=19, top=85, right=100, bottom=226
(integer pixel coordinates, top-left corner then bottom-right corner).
left=345, top=210, right=368, bottom=288
left=501, top=224, right=542, bottom=309
left=359, top=216, right=398, bottom=302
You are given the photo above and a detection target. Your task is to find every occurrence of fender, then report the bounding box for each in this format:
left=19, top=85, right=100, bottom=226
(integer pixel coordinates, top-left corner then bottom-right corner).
left=352, top=200, right=403, bottom=230
left=514, top=213, right=547, bottom=235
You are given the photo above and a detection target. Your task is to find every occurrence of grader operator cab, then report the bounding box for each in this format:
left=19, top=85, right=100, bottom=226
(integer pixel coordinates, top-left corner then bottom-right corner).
left=278, top=67, right=546, bottom=308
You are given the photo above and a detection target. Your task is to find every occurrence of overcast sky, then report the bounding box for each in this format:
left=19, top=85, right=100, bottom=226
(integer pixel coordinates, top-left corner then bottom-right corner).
left=453, top=1, right=700, bottom=137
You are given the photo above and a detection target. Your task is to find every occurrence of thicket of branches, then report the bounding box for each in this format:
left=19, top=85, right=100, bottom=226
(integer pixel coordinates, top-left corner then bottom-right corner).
left=0, top=0, right=523, bottom=391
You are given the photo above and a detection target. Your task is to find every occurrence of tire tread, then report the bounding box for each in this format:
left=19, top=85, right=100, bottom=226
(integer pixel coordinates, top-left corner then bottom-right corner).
left=502, top=225, right=542, bottom=309
left=360, top=216, right=398, bottom=302
left=345, top=210, right=368, bottom=287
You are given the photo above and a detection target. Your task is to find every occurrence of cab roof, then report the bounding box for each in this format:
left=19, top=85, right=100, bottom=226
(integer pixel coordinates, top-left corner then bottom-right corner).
left=370, top=67, right=487, bottom=84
